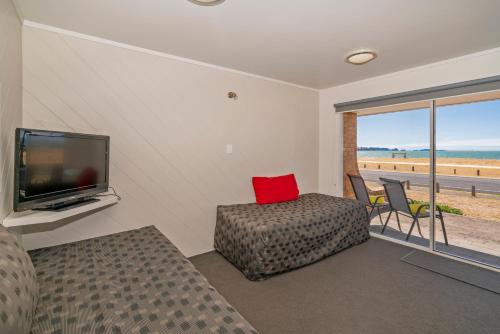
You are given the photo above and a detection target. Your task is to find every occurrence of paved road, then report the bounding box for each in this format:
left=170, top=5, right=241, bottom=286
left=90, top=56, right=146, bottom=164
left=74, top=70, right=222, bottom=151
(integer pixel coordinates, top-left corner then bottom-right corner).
left=361, top=170, right=500, bottom=194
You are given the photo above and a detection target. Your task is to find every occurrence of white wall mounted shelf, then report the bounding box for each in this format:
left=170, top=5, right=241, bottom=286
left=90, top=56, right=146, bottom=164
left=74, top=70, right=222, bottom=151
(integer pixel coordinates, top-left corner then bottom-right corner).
left=2, top=195, right=119, bottom=228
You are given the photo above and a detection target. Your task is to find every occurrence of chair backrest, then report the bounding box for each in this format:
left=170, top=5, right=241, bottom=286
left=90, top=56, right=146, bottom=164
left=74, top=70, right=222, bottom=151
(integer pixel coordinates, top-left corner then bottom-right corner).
left=380, top=178, right=411, bottom=214
left=347, top=174, right=370, bottom=205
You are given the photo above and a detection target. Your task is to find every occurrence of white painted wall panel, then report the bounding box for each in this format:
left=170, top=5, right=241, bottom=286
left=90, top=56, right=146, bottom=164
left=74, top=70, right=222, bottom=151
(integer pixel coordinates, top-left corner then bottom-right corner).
left=0, top=0, right=22, bottom=221
left=21, top=26, right=319, bottom=256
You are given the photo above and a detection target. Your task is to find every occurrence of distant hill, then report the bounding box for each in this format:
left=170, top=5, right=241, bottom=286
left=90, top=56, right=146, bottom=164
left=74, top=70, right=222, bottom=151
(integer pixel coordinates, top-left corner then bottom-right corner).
left=358, top=147, right=448, bottom=152
left=358, top=147, right=399, bottom=151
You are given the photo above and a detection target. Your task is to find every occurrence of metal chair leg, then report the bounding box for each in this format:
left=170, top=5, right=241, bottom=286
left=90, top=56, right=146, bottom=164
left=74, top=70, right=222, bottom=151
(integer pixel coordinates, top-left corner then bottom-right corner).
left=376, top=207, right=383, bottom=225
left=381, top=210, right=392, bottom=234
left=395, top=211, right=402, bottom=232
left=406, top=218, right=417, bottom=241
left=439, top=213, right=448, bottom=245
left=415, top=218, right=424, bottom=238
left=368, top=206, right=375, bottom=223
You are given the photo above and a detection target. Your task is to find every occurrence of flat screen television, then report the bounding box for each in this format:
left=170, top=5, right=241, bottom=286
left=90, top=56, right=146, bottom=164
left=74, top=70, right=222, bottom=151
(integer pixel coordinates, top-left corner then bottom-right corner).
left=14, top=128, right=110, bottom=211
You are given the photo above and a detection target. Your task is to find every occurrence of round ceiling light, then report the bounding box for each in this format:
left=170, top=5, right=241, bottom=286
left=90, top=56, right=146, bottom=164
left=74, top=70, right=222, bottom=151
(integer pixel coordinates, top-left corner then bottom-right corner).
left=188, top=0, right=225, bottom=5
left=345, top=50, right=377, bottom=65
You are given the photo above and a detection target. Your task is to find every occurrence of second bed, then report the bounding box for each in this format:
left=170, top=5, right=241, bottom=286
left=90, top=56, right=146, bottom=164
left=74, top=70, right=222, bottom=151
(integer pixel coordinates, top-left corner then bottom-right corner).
left=214, top=193, right=370, bottom=281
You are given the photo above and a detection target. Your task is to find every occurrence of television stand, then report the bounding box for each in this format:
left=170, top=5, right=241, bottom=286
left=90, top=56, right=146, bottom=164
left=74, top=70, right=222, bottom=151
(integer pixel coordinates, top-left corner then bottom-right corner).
left=33, top=198, right=101, bottom=212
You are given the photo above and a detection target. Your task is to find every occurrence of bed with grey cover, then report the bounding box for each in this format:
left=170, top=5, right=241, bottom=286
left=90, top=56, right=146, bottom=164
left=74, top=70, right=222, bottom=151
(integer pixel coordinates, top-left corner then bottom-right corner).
left=214, top=193, right=370, bottom=281
left=0, top=224, right=258, bottom=334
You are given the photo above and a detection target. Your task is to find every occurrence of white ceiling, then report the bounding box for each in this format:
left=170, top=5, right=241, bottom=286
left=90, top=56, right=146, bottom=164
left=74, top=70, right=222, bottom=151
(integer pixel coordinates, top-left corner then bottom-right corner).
left=15, top=0, right=500, bottom=89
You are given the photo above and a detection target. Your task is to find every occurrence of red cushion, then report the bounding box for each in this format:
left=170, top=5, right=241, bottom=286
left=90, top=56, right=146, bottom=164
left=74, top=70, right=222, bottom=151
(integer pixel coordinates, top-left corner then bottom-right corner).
left=252, top=174, right=299, bottom=205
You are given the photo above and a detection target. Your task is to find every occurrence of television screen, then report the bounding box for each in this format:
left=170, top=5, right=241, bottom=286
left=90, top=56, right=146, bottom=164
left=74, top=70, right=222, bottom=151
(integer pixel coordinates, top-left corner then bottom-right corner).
left=15, top=128, right=109, bottom=211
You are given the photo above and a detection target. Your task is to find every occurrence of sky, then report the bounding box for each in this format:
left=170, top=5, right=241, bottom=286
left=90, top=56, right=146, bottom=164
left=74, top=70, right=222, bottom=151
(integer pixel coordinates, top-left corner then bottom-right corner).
left=357, top=99, right=500, bottom=151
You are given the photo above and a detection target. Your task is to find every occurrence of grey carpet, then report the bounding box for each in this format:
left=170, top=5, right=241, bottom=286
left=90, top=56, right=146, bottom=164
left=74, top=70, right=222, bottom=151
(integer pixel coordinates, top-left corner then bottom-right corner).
left=190, top=238, right=500, bottom=334
left=401, top=250, right=500, bottom=294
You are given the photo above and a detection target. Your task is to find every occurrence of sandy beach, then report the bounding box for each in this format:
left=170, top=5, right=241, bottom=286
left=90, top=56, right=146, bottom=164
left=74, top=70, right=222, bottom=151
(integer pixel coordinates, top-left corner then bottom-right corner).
left=359, top=157, right=500, bottom=178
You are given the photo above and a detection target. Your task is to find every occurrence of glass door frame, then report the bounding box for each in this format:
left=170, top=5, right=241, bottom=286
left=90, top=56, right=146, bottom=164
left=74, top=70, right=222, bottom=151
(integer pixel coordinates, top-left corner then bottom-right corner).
left=429, top=100, right=437, bottom=253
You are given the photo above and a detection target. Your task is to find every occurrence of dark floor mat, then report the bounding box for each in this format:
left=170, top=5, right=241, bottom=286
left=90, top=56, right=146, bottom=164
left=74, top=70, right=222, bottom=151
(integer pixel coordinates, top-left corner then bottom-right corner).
left=401, top=250, right=500, bottom=294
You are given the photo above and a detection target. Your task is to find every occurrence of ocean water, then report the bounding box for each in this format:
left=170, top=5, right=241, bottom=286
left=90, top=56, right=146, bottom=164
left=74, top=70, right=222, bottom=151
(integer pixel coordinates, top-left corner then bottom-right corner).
left=357, top=150, right=500, bottom=160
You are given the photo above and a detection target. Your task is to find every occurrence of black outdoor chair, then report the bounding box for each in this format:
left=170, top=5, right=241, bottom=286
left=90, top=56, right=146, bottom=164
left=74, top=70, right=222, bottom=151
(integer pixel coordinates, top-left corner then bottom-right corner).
left=348, top=174, right=390, bottom=225
left=380, top=177, right=448, bottom=245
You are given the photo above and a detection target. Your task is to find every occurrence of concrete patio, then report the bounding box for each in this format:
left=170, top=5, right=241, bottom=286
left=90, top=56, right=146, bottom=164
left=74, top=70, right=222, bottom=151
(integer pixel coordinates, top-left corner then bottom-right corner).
left=369, top=211, right=500, bottom=268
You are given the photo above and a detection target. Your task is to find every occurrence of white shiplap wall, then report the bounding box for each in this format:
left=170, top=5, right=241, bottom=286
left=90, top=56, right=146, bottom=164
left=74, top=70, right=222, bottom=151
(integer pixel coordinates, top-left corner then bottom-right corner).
left=0, top=0, right=22, bottom=222
left=21, top=25, right=319, bottom=256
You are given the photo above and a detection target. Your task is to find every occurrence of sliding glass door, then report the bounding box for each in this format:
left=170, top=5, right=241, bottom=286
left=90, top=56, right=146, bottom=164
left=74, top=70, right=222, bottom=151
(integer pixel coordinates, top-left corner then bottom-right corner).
left=433, top=93, right=500, bottom=268
left=354, top=91, right=500, bottom=269
left=357, top=106, right=431, bottom=248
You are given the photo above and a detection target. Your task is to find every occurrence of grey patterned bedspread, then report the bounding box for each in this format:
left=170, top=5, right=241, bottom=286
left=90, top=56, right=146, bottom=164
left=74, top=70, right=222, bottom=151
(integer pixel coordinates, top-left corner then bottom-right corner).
left=214, top=193, right=370, bottom=281
left=29, top=226, right=258, bottom=334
